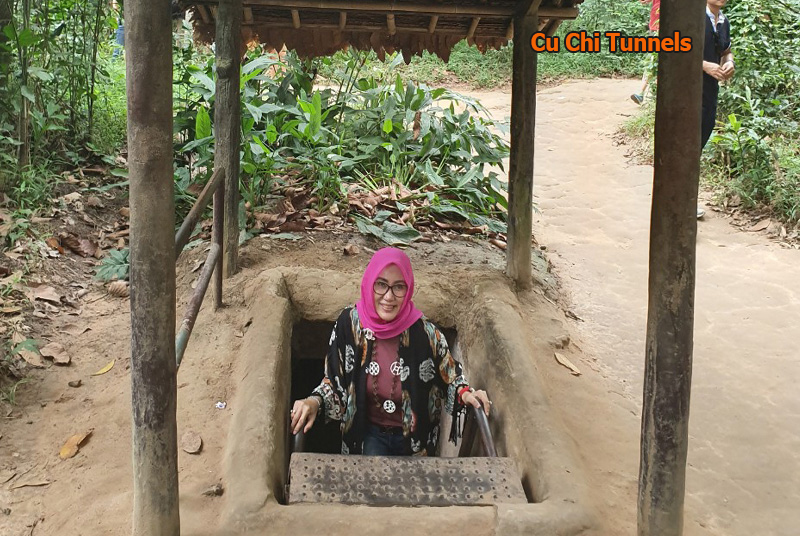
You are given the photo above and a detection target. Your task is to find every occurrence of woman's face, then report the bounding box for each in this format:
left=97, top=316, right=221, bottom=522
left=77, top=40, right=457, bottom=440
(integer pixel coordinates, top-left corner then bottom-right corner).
left=373, top=264, right=407, bottom=323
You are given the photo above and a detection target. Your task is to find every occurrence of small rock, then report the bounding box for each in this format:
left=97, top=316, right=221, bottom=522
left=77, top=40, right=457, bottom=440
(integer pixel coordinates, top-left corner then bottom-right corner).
left=181, top=431, right=203, bottom=454
left=68, top=380, right=82, bottom=388
left=343, top=244, right=359, bottom=256
left=202, top=483, right=224, bottom=497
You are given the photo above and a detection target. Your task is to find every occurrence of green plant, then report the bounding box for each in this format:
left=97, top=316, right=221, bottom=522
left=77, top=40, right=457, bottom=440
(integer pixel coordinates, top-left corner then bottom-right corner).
left=95, top=247, right=130, bottom=281
left=0, top=377, right=30, bottom=405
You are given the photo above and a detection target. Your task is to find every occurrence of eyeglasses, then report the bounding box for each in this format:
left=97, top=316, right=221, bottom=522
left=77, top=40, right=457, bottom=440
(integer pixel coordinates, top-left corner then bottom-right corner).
left=373, top=280, right=408, bottom=298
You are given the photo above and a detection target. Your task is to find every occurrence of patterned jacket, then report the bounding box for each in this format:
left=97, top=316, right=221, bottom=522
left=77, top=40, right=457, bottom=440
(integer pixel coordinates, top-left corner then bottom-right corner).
left=312, top=306, right=469, bottom=456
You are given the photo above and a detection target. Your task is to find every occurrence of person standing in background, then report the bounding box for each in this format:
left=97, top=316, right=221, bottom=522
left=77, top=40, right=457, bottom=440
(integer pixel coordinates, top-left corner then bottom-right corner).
left=630, top=0, right=660, bottom=105
left=698, top=0, right=734, bottom=218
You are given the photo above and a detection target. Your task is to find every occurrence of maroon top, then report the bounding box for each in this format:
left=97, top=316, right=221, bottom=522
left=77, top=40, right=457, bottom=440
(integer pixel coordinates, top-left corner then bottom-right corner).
left=366, top=336, right=403, bottom=427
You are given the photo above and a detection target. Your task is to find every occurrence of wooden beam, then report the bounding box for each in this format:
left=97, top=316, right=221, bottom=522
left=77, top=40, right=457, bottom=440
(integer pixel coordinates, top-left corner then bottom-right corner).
left=637, top=0, right=706, bottom=534
left=240, top=19, right=514, bottom=37
left=506, top=11, right=537, bottom=289
left=339, top=11, right=347, bottom=30
left=505, top=20, right=513, bottom=39
left=291, top=9, right=301, bottom=28
left=196, top=5, right=211, bottom=23
left=125, top=0, right=180, bottom=533
left=240, top=0, right=578, bottom=19
left=387, top=13, right=396, bottom=35
left=520, top=0, right=543, bottom=16
left=466, top=16, right=480, bottom=42
left=243, top=7, right=253, bottom=22
left=215, top=0, right=242, bottom=278
left=428, top=14, right=438, bottom=34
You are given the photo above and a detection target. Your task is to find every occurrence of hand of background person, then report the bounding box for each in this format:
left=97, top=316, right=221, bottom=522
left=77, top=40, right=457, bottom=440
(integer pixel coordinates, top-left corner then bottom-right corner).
left=703, top=61, right=726, bottom=82
left=721, top=60, right=735, bottom=80
left=291, top=397, right=320, bottom=434
left=462, top=389, right=492, bottom=416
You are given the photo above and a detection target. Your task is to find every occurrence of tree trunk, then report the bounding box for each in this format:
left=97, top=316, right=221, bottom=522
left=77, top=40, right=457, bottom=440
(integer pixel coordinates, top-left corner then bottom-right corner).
left=638, top=0, right=706, bottom=534
left=125, top=0, right=180, bottom=533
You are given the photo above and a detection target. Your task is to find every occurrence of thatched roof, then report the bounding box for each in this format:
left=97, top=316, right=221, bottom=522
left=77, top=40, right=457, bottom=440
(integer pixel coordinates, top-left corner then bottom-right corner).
left=184, top=0, right=583, bottom=61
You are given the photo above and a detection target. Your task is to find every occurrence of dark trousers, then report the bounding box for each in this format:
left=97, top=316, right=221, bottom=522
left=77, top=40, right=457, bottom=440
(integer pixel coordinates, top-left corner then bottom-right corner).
left=701, top=75, right=720, bottom=149
left=363, top=424, right=405, bottom=456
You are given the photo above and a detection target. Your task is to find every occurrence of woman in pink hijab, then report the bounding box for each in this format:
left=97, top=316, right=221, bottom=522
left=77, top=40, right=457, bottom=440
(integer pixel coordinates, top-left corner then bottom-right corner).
left=291, top=247, right=491, bottom=456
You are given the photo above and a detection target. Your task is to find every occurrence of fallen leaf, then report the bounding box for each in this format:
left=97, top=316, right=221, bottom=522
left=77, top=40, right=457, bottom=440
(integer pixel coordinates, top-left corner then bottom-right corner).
left=343, top=244, right=359, bottom=256
left=554, top=352, right=581, bottom=376
left=234, top=329, right=244, bottom=338
left=10, top=480, right=51, bottom=490
left=86, top=196, right=104, bottom=208
left=59, top=429, right=93, bottom=460
left=62, top=192, right=82, bottom=203
left=181, top=431, right=203, bottom=454
left=119, top=207, right=130, bottom=218
left=40, top=342, right=71, bottom=365
left=45, top=236, right=64, bottom=254
left=1, top=306, right=22, bottom=314
left=107, top=281, right=129, bottom=298
left=202, top=483, right=224, bottom=497
left=747, top=219, right=771, bottom=232
left=33, top=286, right=61, bottom=304
left=489, top=239, right=507, bottom=251
left=60, top=324, right=90, bottom=337
left=92, top=360, right=114, bottom=376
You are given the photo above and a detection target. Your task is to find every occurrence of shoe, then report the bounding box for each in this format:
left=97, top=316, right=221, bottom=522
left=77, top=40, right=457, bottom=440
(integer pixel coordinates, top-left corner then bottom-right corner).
left=631, top=93, right=644, bottom=105
left=697, top=207, right=705, bottom=219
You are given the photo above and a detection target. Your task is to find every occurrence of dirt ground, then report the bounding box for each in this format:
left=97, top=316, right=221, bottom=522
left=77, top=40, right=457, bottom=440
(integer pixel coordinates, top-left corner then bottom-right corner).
left=1, top=78, right=798, bottom=536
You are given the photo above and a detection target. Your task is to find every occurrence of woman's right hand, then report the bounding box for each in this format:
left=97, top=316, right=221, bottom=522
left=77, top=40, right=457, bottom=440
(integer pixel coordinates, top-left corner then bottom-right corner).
left=291, top=397, right=320, bottom=435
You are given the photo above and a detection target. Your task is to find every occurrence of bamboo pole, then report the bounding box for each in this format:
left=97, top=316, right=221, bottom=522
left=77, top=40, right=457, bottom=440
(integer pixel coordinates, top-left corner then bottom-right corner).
left=125, top=0, right=179, bottom=533
left=239, top=0, right=578, bottom=19
left=174, top=167, right=225, bottom=259
left=466, top=16, right=480, bottom=42
left=215, top=0, right=242, bottom=278
left=428, top=15, right=438, bottom=34
left=386, top=13, right=396, bottom=35
left=637, top=0, right=705, bottom=534
left=339, top=11, right=347, bottom=29
left=505, top=11, right=538, bottom=289
left=291, top=9, right=301, bottom=28
left=176, top=244, right=221, bottom=368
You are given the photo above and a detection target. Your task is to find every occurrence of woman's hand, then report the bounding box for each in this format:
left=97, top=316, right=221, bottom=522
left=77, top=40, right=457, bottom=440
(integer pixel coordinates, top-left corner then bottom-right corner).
left=703, top=61, right=726, bottom=82
left=290, top=397, right=320, bottom=435
left=720, top=60, right=735, bottom=80
left=462, top=389, right=492, bottom=416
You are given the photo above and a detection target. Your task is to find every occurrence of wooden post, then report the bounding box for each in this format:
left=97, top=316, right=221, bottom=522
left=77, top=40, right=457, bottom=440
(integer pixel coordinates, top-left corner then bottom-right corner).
left=215, top=0, right=242, bottom=278
left=506, top=10, right=538, bottom=289
left=125, top=0, right=179, bottom=534
left=638, top=0, right=705, bottom=534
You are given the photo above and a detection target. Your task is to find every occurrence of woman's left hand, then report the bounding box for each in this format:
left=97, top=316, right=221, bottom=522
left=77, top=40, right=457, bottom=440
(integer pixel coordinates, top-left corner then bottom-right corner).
left=462, top=389, right=492, bottom=416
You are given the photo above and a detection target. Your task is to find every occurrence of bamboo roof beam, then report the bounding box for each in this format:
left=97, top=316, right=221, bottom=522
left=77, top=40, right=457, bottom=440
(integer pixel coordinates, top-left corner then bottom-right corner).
left=197, top=4, right=211, bottom=23
left=428, top=15, right=439, bottom=34
left=291, top=9, right=301, bottom=28
left=467, top=17, right=481, bottom=41
left=239, top=0, right=578, bottom=19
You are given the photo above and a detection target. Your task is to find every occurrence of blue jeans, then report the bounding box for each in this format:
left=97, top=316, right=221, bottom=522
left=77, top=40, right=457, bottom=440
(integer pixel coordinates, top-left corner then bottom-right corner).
left=363, top=424, right=405, bottom=456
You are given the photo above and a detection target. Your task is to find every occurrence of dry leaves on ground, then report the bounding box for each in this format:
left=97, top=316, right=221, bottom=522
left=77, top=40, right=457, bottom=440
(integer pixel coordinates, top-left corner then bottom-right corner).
left=40, top=342, right=71, bottom=365
left=92, top=360, right=115, bottom=376
left=59, top=429, right=93, bottom=460
left=107, top=280, right=129, bottom=298
left=554, top=352, right=581, bottom=376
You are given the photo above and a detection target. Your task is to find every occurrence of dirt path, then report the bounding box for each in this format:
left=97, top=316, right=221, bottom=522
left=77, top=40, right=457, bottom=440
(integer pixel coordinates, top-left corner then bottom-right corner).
left=464, top=79, right=800, bottom=536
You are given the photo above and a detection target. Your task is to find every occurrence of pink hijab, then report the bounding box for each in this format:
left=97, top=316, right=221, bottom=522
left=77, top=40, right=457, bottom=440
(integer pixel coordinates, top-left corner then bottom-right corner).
left=355, top=248, right=423, bottom=339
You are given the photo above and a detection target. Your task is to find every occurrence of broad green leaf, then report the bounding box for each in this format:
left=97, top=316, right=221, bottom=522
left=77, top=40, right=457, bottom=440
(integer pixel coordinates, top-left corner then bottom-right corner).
left=195, top=107, right=212, bottom=140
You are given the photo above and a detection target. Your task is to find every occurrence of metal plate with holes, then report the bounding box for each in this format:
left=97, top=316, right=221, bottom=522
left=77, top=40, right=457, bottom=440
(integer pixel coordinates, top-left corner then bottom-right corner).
left=288, top=453, right=528, bottom=506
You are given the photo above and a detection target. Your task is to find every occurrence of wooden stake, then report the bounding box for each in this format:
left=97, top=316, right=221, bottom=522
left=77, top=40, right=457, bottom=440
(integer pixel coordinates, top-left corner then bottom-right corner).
left=216, top=0, right=242, bottom=278
left=291, top=9, right=301, bottom=28
left=125, top=0, right=179, bottom=533
left=638, top=1, right=705, bottom=534
left=467, top=17, right=481, bottom=42
left=387, top=13, right=396, bottom=35
left=428, top=15, right=438, bottom=34
left=505, top=12, right=537, bottom=289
